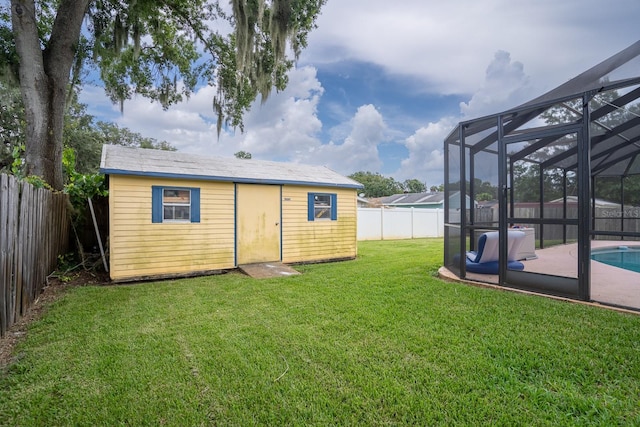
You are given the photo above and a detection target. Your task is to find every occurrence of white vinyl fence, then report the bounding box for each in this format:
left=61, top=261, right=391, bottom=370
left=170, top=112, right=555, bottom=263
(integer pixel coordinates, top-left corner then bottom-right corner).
left=357, top=208, right=444, bottom=240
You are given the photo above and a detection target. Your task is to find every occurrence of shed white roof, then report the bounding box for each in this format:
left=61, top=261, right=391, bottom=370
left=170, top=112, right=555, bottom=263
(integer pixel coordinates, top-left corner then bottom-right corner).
left=100, top=145, right=363, bottom=189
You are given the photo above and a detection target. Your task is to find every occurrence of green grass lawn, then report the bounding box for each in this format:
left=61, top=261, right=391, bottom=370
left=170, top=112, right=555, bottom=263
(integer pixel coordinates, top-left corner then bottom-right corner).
left=1, top=239, right=639, bottom=425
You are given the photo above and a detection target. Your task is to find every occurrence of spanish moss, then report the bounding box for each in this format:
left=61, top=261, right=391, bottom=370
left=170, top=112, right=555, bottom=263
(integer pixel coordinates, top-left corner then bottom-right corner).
left=231, top=0, right=293, bottom=99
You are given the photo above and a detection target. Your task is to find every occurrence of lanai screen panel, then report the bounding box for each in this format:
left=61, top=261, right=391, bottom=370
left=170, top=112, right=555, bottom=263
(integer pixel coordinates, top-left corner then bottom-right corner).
left=444, top=131, right=463, bottom=276
left=444, top=41, right=640, bottom=302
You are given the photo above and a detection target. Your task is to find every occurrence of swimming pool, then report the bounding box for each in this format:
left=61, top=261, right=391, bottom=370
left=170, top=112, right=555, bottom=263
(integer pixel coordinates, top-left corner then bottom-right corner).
left=591, top=246, right=640, bottom=274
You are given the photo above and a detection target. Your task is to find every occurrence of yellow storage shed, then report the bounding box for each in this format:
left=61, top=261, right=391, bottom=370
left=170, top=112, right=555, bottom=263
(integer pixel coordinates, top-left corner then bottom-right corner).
left=100, top=145, right=363, bottom=282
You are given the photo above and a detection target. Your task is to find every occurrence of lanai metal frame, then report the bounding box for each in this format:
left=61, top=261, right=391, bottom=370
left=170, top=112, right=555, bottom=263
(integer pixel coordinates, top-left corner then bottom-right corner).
left=444, top=41, right=640, bottom=302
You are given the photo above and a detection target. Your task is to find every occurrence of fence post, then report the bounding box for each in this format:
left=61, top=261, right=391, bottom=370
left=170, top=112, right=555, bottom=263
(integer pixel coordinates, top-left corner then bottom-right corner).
left=411, top=207, right=415, bottom=239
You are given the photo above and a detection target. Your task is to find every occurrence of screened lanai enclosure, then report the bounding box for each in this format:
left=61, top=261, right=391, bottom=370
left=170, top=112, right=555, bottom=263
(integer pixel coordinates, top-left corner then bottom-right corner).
left=444, top=41, right=640, bottom=311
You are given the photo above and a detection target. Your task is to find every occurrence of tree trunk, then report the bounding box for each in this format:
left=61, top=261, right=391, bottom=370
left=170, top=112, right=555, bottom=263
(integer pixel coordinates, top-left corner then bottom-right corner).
left=11, top=0, right=89, bottom=190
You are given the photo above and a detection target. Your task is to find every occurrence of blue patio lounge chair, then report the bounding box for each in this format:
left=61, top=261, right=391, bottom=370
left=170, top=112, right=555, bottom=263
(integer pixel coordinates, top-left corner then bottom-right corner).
left=465, top=230, right=526, bottom=274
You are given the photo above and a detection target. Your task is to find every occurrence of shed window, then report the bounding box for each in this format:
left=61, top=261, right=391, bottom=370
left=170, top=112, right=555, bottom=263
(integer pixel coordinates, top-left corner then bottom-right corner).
left=163, top=189, right=191, bottom=221
left=152, top=186, right=200, bottom=223
left=308, top=193, right=337, bottom=221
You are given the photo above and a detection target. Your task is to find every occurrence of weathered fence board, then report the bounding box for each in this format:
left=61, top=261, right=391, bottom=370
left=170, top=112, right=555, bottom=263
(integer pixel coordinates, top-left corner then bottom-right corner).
left=7, top=176, right=18, bottom=325
left=0, top=174, right=69, bottom=337
left=1, top=175, right=9, bottom=335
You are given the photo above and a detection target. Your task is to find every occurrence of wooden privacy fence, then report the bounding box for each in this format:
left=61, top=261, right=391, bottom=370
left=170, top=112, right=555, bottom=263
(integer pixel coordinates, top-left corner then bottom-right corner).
left=0, top=174, right=69, bottom=337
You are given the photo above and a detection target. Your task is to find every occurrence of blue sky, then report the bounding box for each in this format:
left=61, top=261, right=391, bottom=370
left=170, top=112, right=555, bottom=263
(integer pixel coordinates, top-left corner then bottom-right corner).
left=80, top=0, right=640, bottom=188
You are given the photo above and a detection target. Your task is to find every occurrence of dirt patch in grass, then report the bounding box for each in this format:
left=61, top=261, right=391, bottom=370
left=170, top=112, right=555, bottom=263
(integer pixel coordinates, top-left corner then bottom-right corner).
left=0, top=270, right=110, bottom=370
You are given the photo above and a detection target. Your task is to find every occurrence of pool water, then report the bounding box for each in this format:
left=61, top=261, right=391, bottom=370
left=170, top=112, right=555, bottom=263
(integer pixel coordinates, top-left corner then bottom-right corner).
left=591, top=246, right=640, bottom=274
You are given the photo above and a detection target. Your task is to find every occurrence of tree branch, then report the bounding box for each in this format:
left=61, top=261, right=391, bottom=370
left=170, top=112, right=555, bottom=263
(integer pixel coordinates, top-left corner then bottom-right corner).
left=44, top=0, right=89, bottom=81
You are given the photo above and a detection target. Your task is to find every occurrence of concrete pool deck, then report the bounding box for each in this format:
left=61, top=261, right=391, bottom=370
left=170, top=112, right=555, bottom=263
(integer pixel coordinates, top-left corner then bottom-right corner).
left=440, top=241, right=640, bottom=313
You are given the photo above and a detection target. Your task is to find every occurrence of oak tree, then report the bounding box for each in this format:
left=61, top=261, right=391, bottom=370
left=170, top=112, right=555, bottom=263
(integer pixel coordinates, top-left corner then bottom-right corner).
left=6, top=0, right=325, bottom=189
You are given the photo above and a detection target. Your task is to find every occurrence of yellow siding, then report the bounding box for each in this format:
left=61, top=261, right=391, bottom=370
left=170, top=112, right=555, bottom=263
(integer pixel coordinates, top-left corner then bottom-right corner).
left=281, top=186, right=357, bottom=263
left=108, top=176, right=235, bottom=281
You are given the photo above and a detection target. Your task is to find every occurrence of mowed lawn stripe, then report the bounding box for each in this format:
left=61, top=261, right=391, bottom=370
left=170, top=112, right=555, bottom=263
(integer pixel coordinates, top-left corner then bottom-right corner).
left=1, top=239, right=639, bottom=425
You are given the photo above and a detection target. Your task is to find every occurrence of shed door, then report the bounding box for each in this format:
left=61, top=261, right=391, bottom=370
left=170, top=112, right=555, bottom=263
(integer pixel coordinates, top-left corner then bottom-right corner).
left=236, top=184, right=281, bottom=264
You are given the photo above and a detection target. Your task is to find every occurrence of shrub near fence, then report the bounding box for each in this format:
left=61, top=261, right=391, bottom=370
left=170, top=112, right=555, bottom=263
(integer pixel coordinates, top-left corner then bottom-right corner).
left=0, top=174, right=69, bottom=337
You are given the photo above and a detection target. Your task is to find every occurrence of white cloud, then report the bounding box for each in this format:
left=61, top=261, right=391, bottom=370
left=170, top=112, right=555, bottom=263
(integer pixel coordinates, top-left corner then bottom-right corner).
left=79, top=84, right=221, bottom=154
left=80, top=66, right=387, bottom=175
left=395, top=49, right=537, bottom=185
left=79, top=0, right=640, bottom=188
left=80, top=48, right=541, bottom=186
left=294, top=104, right=387, bottom=174
left=81, top=66, right=325, bottom=159
left=395, top=118, right=454, bottom=187
left=218, top=65, right=325, bottom=159
left=301, top=0, right=640, bottom=96
left=459, top=50, right=535, bottom=119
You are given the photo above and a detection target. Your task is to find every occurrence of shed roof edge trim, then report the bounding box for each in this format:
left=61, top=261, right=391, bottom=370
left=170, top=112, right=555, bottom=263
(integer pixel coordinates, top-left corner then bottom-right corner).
left=100, top=168, right=364, bottom=189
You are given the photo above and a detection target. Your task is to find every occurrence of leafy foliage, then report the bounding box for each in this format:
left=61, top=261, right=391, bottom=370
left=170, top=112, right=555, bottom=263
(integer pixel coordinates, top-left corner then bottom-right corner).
left=0, top=81, right=23, bottom=172
left=2, top=85, right=176, bottom=176
left=471, top=178, right=498, bottom=200
left=350, top=171, right=440, bottom=197
left=90, top=0, right=204, bottom=109
left=4, top=0, right=326, bottom=189
left=1, top=142, right=51, bottom=189
left=402, top=178, right=426, bottom=193
left=594, top=175, right=640, bottom=207
left=530, top=86, right=640, bottom=205
left=61, top=147, right=108, bottom=270
left=62, top=147, right=108, bottom=216
left=349, top=171, right=404, bottom=198
left=0, top=6, right=18, bottom=80
left=476, top=192, right=494, bottom=202
left=82, top=0, right=326, bottom=134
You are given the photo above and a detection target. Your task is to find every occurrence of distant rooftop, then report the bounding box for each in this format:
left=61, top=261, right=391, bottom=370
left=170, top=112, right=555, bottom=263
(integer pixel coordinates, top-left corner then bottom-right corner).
left=100, top=145, right=363, bottom=189
left=379, top=191, right=445, bottom=205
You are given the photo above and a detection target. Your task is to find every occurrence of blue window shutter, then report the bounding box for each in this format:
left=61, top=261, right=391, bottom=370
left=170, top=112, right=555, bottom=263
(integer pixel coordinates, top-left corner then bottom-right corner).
left=152, top=186, right=163, bottom=223
left=307, top=193, right=315, bottom=221
left=191, top=188, right=200, bottom=223
left=330, top=194, right=338, bottom=220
